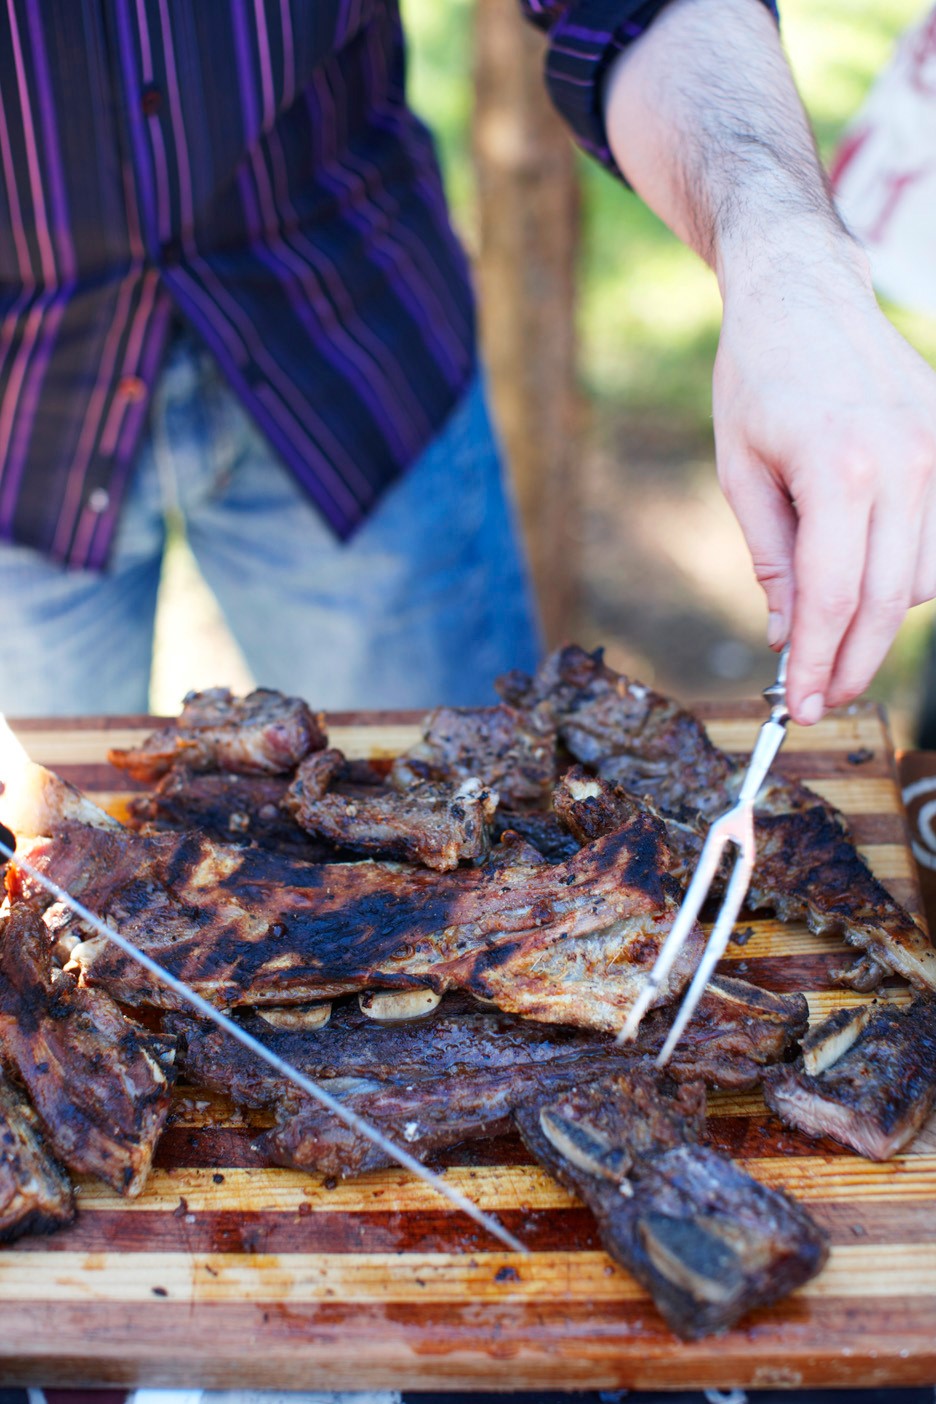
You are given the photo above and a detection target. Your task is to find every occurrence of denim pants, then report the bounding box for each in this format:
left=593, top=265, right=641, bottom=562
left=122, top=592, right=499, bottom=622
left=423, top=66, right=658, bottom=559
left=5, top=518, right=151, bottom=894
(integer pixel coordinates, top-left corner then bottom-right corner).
left=0, top=330, right=540, bottom=715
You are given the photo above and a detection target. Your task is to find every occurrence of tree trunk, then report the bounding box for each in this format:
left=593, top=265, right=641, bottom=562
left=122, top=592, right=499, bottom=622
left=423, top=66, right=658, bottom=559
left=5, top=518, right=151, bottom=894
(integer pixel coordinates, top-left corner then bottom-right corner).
left=472, top=0, right=581, bottom=646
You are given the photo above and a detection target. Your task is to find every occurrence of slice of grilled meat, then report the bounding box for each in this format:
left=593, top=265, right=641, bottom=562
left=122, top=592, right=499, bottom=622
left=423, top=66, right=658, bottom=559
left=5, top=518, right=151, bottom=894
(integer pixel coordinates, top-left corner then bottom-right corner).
left=171, top=972, right=805, bottom=1153
left=0, top=1068, right=75, bottom=1243
left=26, top=805, right=705, bottom=1030
left=499, top=645, right=735, bottom=819
left=763, top=996, right=936, bottom=1160
left=522, top=650, right=936, bottom=993
left=391, top=703, right=557, bottom=807
left=516, top=1070, right=828, bottom=1339
left=288, top=748, right=497, bottom=870
left=0, top=900, right=177, bottom=1195
left=128, top=770, right=329, bottom=858
left=108, top=687, right=326, bottom=783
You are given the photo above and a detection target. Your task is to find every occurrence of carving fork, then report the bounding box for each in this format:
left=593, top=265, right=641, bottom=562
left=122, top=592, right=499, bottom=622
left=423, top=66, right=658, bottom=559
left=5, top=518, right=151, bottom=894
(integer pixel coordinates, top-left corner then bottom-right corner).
left=619, top=645, right=791, bottom=1064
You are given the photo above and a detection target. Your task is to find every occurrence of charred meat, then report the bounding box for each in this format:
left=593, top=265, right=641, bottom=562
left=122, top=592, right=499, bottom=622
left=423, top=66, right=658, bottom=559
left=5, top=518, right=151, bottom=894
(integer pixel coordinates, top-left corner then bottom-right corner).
left=128, top=770, right=328, bottom=857
left=492, top=809, right=579, bottom=863
left=391, top=703, right=556, bottom=808
left=171, top=975, right=805, bottom=1154
left=516, top=1070, right=829, bottom=1339
left=25, top=807, right=705, bottom=1030
left=763, top=996, right=936, bottom=1160
left=0, top=900, right=177, bottom=1195
left=108, top=687, right=326, bottom=783
left=0, top=1068, right=75, bottom=1243
left=498, top=645, right=735, bottom=819
left=746, top=804, right=936, bottom=992
left=288, top=748, right=497, bottom=870
left=518, top=649, right=936, bottom=993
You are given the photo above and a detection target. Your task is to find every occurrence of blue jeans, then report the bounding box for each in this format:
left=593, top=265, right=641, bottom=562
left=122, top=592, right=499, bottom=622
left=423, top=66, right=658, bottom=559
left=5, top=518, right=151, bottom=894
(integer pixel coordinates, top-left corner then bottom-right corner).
left=0, top=330, right=539, bottom=715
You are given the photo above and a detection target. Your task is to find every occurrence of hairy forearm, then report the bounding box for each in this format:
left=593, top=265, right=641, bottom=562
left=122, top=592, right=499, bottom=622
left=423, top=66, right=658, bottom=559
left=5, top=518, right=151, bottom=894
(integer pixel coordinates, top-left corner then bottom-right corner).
left=603, top=0, right=861, bottom=288
left=602, top=0, right=936, bottom=726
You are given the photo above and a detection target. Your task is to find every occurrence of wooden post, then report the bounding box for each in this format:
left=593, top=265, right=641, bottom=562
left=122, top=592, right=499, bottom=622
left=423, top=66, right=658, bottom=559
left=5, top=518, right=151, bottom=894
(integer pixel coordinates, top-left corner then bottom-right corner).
left=472, top=0, right=581, bottom=645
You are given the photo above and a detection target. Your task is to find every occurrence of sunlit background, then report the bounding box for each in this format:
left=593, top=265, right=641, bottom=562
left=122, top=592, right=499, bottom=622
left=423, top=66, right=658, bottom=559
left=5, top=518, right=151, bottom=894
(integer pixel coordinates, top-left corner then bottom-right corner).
left=152, top=0, right=936, bottom=742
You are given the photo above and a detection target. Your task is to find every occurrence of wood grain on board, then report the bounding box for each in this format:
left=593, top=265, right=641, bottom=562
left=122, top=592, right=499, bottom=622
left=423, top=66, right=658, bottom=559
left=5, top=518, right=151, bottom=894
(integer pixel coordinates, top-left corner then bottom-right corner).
left=1, top=704, right=934, bottom=1390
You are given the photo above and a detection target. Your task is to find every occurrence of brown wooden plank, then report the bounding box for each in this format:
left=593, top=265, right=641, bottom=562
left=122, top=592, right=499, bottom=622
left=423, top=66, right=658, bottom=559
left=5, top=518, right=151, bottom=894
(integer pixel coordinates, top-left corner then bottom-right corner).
left=2, top=702, right=934, bottom=1390
left=1, top=1296, right=935, bottom=1390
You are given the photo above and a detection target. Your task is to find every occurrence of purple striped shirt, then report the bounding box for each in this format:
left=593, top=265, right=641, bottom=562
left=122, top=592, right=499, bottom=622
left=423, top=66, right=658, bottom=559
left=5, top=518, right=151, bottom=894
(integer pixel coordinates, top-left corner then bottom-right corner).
left=0, top=0, right=740, bottom=568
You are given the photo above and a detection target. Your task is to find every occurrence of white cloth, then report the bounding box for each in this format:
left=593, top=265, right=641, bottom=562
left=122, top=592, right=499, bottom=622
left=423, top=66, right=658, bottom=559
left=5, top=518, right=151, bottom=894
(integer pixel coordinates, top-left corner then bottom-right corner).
left=832, top=5, right=936, bottom=314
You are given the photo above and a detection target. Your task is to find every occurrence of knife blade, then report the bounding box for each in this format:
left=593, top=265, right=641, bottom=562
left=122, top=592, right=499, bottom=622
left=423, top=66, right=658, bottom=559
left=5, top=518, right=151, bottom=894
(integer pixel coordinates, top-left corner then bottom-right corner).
left=0, top=825, right=527, bottom=1254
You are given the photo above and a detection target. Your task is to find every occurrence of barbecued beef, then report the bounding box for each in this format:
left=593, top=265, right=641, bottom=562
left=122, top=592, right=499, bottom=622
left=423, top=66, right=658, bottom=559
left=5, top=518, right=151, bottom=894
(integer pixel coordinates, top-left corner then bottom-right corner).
left=166, top=973, right=806, bottom=1179
left=492, top=809, right=579, bottom=863
left=288, top=749, right=497, bottom=870
left=25, top=806, right=704, bottom=1030
left=518, top=649, right=936, bottom=993
left=0, top=900, right=177, bottom=1195
left=0, top=1067, right=75, bottom=1242
left=763, top=995, right=936, bottom=1160
left=498, top=646, right=734, bottom=818
left=391, top=703, right=557, bottom=807
left=128, top=770, right=329, bottom=857
left=516, top=1069, right=828, bottom=1339
left=108, top=687, right=326, bottom=782
left=171, top=974, right=804, bottom=1136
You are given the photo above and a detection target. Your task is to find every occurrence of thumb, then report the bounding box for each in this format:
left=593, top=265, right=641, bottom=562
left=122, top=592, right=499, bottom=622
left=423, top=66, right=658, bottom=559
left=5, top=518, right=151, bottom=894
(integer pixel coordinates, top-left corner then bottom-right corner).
left=718, top=456, right=798, bottom=648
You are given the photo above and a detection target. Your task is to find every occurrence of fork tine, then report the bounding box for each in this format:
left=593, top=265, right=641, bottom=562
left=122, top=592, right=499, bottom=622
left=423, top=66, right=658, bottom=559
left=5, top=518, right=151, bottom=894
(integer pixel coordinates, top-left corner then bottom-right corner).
left=654, top=841, right=754, bottom=1066
left=617, top=822, right=730, bottom=1044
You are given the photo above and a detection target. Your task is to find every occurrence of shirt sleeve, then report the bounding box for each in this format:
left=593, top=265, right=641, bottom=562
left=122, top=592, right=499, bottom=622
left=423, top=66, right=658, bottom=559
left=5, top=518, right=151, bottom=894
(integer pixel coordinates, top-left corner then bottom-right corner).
left=519, top=0, right=781, bottom=182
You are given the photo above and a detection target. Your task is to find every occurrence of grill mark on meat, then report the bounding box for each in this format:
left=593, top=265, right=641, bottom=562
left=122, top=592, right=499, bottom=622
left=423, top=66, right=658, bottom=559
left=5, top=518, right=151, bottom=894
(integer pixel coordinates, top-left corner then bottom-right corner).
left=27, top=812, right=705, bottom=1029
left=0, top=1067, right=75, bottom=1243
left=763, top=995, right=936, bottom=1160
left=0, top=902, right=177, bottom=1196
left=522, top=652, right=936, bottom=992
left=515, top=1069, right=828, bottom=1340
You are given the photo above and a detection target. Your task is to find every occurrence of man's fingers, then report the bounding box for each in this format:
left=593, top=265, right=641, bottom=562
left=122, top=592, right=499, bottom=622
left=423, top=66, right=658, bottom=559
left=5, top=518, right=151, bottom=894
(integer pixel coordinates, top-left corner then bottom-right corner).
left=788, top=489, right=871, bottom=724
left=912, top=481, right=936, bottom=608
left=824, top=498, right=915, bottom=709
left=718, top=456, right=796, bottom=646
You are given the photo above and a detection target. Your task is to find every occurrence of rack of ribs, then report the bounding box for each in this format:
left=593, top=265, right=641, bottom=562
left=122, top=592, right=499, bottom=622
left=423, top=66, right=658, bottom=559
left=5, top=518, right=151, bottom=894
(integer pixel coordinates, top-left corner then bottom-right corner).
left=516, top=1068, right=828, bottom=1339
left=169, top=976, right=806, bottom=1176
left=0, top=897, right=177, bottom=1195
left=21, top=803, right=707, bottom=1030
left=763, top=995, right=936, bottom=1160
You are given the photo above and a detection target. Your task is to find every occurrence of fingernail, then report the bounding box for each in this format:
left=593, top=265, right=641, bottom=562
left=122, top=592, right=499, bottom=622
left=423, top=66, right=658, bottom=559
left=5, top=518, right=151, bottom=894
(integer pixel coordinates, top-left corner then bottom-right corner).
left=798, top=692, right=824, bottom=726
left=767, top=612, right=785, bottom=648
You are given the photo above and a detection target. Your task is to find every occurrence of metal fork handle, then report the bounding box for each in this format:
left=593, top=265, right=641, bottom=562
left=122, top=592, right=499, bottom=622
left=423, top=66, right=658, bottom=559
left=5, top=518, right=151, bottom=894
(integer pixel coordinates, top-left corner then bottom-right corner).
left=737, top=645, right=790, bottom=805
left=618, top=645, right=791, bottom=1049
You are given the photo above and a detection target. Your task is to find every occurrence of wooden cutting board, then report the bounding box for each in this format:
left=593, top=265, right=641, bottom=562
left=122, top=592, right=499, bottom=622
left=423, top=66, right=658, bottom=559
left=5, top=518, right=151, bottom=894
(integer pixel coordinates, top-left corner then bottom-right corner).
left=2, top=704, right=935, bottom=1390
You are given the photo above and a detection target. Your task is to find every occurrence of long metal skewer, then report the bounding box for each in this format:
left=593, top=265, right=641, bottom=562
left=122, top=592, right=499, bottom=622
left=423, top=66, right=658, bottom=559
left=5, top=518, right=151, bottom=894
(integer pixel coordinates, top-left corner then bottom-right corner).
left=617, top=646, right=791, bottom=1063
left=0, top=833, right=527, bottom=1255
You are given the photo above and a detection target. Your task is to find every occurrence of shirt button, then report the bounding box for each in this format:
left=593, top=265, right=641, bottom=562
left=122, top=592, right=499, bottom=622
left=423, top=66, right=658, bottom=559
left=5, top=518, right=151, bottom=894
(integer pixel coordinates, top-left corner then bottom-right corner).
left=141, top=85, right=162, bottom=117
left=88, top=488, right=111, bottom=514
left=117, top=375, right=147, bottom=402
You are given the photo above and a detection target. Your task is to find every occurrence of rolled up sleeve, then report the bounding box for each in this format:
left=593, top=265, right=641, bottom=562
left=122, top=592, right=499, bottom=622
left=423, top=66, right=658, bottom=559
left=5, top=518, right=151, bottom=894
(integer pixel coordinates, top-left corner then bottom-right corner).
left=519, top=0, right=781, bottom=181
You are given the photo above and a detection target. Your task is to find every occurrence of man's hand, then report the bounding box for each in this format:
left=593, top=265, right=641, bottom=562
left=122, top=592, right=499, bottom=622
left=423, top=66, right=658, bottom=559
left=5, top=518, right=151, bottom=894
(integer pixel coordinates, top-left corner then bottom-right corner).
left=714, top=243, right=936, bottom=723
left=603, top=0, right=936, bottom=723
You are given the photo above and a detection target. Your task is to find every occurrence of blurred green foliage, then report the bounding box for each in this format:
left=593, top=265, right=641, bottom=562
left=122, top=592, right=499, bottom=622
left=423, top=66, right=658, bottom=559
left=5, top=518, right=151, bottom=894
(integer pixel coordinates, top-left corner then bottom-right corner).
left=401, top=0, right=936, bottom=730
left=403, top=0, right=934, bottom=420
